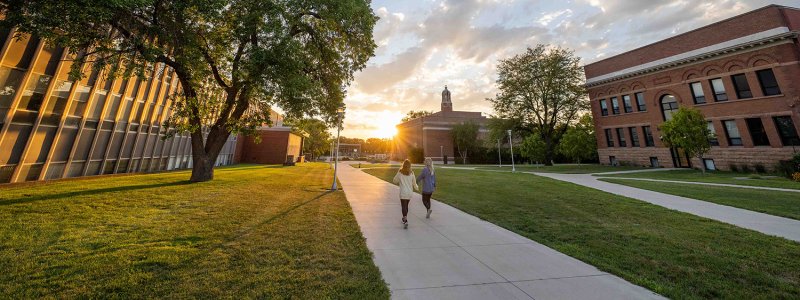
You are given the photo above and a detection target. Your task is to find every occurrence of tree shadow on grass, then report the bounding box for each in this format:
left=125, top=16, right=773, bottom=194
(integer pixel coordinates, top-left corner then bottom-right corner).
left=0, top=180, right=194, bottom=206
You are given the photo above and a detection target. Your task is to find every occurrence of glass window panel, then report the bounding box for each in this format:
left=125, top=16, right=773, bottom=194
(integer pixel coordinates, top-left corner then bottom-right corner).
left=622, top=95, right=633, bottom=113
left=643, top=126, right=655, bottom=147
left=629, top=127, right=640, bottom=147
left=723, top=120, right=742, bottom=146
left=605, top=128, right=614, bottom=147
left=690, top=82, right=705, bottom=104
left=616, top=128, right=627, bottom=147
left=756, top=69, right=781, bottom=96
left=68, top=85, right=91, bottom=117
left=635, top=92, right=646, bottom=111
left=710, top=78, right=727, bottom=101
left=610, top=97, right=619, bottom=114
left=0, top=67, right=26, bottom=116
left=51, top=127, right=78, bottom=162
left=41, top=80, right=72, bottom=126
left=24, top=126, right=57, bottom=163
left=599, top=99, right=608, bottom=116
left=660, top=95, right=678, bottom=121
left=104, top=94, right=122, bottom=121
left=773, top=116, right=800, bottom=146
left=87, top=91, right=108, bottom=120
left=16, top=73, right=51, bottom=113
left=745, top=118, right=770, bottom=146
left=731, top=74, right=752, bottom=99
left=707, top=121, right=719, bottom=146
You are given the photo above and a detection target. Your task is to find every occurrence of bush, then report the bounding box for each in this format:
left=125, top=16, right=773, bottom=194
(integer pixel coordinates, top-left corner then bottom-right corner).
left=740, top=164, right=752, bottom=174
left=793, top=172, right=800, bottom=182
left=754, top=164, right=766, bottom=174
left=408, top=147, right=424, bottom=164
left=776, top=152, right=800, bottom=179
left=729, top=164, right=739, bottom=172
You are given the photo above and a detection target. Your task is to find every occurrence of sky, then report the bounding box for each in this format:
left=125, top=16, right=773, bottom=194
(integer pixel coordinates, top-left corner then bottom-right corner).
left=340, top=0, right=798, bottom=139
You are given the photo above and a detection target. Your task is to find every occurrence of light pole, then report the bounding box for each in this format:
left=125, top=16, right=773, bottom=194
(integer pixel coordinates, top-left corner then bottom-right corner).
left=440, top=145, right=443, bottom=163
left=497, top=139, right=502, bottom=168
left=331, top=104, right=346, bottom=191
left=507, top=130, right=516, bottom=172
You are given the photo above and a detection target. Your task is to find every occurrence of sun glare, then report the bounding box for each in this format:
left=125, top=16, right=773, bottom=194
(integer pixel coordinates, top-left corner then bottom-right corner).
left=372, top=111, right=402, bottom=138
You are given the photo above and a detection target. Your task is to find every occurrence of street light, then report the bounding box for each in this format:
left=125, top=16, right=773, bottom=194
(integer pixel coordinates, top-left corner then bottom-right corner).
left=440, top=145, right=443, bottom=163
left=497, top=139, right=502, bottom=168
left=331, top=104, right=346, bottom=191
left=507, top=130, right=516, bottom=172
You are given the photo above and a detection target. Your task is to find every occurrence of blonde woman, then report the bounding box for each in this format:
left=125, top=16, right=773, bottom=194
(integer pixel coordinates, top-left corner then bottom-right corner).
left=393, top=159, right=419, bottom=228
left=416, top=157, right=436, bottom=218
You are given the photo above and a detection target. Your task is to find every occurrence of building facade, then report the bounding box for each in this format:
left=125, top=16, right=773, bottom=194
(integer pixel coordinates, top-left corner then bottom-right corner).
left=0, top=28, right=239, bottom=184
left=236, top=112, right=306, bottom=165
left=394, top=86, right=489, bottom=162
left=585, top=5, right=800, bottom=171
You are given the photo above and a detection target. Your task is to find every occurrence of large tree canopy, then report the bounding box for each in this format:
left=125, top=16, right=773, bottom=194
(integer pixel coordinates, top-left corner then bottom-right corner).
left=489, top=45, right=587, bottom=165
left=2, top=0, right=377, bottom=181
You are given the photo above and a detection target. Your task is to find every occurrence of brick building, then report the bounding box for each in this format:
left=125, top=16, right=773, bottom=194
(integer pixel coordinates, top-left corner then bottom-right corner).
left=235, top=110, right=306, bottom=165
left=394, top=86, right=489, bottom=162
left=585, top=5, right=800, bottom=171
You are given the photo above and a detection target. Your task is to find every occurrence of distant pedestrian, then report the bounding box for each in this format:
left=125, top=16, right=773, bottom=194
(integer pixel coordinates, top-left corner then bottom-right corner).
left=417, top=157, right=436, bottom=219
left=393, top=159, right=419, bottom=228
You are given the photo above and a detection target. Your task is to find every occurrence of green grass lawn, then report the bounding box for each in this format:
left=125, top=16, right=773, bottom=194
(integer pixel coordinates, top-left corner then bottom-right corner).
left=0, top=163, right=389, bottom=299
left=598, top=169, right=800, bottom=190
left=363, top=167, right=800, bottom=299
left=467, top=164, right=648, bottom=174
left=600, top=178, right=800, bottom=220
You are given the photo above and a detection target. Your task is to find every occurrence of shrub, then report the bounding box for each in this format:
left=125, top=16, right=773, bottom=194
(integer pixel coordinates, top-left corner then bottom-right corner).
left=754, top=164, right=766, bottom=174
left=776, top=153, right=800, bottom=179
left=408, top=147, right=424, bottom=164
left=729, top=164, right=739, bottom=172
left=793, top=172, right=800, bottom=182
left=740, top=164, right=751, bottom=174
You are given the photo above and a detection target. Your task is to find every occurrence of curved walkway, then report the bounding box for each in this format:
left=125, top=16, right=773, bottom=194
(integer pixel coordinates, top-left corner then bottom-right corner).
left=531, top=173, right=800, bottom=242
left=338, top=164, right=663, bottom=300
left=594, top=176, right=800, bottom=193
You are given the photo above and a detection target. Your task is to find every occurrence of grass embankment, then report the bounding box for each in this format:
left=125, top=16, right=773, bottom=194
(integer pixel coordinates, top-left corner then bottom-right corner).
left=0, top=163, right=389, bottom=299
left=598, top=169, right=800, bottom=190
left=600, top=178, right=800, bottom=220
left=363, top=167, right=800, bottom=299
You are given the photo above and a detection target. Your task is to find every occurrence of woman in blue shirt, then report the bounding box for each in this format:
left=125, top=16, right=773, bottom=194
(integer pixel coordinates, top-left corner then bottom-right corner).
left=416, top=157, right=436, bottom=218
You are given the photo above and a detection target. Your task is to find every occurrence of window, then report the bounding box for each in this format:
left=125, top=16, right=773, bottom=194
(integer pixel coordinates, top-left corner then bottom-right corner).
left=756, top=69, right=781, bottom=96
left=707, top=121, right=719, bottom=146
left=660, top=95, right=678, bottom=121
left=635, top=92, right=646, bottom=111
left=617, top=128, right=627, bottom=147
left=745, top=118, right=770, bottom=146
left=611, top=97, right=620, bottom=114
left=710, top=78, right=727, bottom=101
left=629, top=127, right=640, bottom=147
left=622, top=95, right=633, bottom=113
left=703, top=159, right=716, bottom=171
left=773, top=116, right=800, bottom=146
left=605, top=128, right=614, bottom=147
left=731, top=74, right=752, bottom=99
left=690, top=82, right=705, bottom=104
left=599, top=99, right=608, bottom=116
left=643, top=126, right=655, bottom=147
left=723, top=120, right=742, bottom=146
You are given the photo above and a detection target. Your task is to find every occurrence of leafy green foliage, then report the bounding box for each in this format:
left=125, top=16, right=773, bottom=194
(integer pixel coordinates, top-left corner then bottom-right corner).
left=2, top=0, right=378, bottom=181
left=401, top=110, right=433, bottom=122
left=558, top=114, right=597, bottom=164
left=489, top=45, right=588, bottom=165
left=659, top=108, right=712, bottom=172
left=520, top=134, right=546, bottom=163
left=451, top=121, right=480, bottom=164
left=289, top=118, right=332, bottom=160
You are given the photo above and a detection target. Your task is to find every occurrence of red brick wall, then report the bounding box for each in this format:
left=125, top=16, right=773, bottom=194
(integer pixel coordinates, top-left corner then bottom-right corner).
left=239, top=130, right=292, bottom=164
left=589, top=42, right=800, bottom=170
left=585, top=5, right=794, bottom=79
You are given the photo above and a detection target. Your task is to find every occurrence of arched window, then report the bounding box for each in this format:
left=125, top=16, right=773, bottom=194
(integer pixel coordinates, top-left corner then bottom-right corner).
left=660, top=95, right=679, bottom=121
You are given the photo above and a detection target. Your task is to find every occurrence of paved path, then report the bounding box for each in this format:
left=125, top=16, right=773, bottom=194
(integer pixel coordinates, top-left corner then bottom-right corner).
left=595, top=176, right=800, bottom=193
left=338, top=165, right=663, bottom=300
left=531, top=173, right=800, bottom=242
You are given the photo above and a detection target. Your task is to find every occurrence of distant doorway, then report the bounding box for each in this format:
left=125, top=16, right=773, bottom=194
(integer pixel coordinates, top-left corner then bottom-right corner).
left=669, top=148, right=692, bottom=168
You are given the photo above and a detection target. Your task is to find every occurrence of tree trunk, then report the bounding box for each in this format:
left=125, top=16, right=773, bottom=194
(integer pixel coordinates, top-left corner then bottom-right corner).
left=543, top=134, right=554, bottom=166
left=189, top=127, right=232, bottom=182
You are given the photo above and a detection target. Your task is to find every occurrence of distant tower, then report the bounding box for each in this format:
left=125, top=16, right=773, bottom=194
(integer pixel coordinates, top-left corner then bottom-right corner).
left=441, top=85, right=453, bottom=113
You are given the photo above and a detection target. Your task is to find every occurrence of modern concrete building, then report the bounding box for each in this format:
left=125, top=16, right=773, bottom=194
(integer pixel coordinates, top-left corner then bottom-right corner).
left=585, top=5, right=800, bottom=170
left=394, top=86, right=489, bottom=162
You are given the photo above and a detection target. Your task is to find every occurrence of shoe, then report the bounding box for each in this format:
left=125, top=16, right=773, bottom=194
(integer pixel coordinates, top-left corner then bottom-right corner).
left=426, top=209, right=432, bottom=219
left=402, top=218, right=408, bottom=229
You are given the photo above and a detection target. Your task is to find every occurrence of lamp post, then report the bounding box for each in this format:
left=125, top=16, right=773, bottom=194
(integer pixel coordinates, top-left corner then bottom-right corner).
left=507, top=130, right=516, bottom=172
left=331, top=104, right=346, bottom=191
left=497, top=139, right=502, bottom=168
left=440, top=145, right=443, bottom=163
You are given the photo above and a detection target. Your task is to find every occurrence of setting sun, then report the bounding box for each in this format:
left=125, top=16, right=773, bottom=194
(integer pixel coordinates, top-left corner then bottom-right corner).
left=372, top=112, right=402, bottom=138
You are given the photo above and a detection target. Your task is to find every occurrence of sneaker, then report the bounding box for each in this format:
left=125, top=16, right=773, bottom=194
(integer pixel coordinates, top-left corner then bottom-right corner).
left=426, top=209, right=432, bottom=219
left=402, top=218, right=408, bottom=229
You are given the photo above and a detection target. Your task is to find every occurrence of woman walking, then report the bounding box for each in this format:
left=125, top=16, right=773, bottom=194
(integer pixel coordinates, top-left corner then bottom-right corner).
left=393, top=159, right=419, bottom=228
left=417, top=158, right=436, bottom=218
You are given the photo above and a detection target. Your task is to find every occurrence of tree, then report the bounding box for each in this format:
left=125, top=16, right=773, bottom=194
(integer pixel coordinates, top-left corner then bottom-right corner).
left=520, top=134, right=546, bottom=164
left=488, top=45, right=587, bottom=166
left=290, top=118, right=331, bottom=160
left=558, top=114, right=597, bottom=164
left=364, top=138, right=391, bottom=154
left=402, top=110, right=433, bottom=122
left=3, top=0, right=377, bottom=182
left=660, top=107, right=714, bottom=173
left=451, top=121, right=480, bottom=164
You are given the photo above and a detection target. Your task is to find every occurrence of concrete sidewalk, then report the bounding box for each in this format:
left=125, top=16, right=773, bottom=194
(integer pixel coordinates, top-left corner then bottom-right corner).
left=532, top=173, right=800, bottom=242
left=594, top=176, right=800, bottom=193
left=338, top=164, right=663, bottom=300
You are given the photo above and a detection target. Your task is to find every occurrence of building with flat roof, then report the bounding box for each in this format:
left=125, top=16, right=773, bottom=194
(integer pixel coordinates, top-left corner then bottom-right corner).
left=394, top=86, right=489, bottom=163
left=585, top=5, right=800, bottom=170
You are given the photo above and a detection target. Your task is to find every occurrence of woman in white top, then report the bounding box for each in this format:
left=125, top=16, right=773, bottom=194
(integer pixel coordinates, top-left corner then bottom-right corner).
left=393, top=159, right=419, bottom=228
